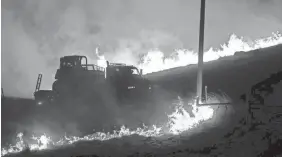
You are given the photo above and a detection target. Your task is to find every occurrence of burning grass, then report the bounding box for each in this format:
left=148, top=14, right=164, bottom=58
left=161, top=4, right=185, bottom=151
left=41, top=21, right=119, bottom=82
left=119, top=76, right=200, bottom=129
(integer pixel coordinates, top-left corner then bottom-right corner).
left=0, top=91, right=233, bottom=156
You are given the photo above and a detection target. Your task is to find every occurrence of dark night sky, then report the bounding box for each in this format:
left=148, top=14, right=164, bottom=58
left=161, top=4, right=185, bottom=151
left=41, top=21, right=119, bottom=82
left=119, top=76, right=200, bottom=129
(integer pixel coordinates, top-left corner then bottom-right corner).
left=2, top=0, right=282, bottom=98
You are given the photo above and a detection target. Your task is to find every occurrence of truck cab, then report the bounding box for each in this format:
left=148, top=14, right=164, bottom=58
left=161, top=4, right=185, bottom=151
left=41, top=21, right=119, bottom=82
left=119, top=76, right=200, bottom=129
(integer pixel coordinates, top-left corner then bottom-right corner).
left=105, top=61, right=151, bottom=102
left=55, top=55, right=105, bottom=80
left=52, top=55, right=105, bottom=98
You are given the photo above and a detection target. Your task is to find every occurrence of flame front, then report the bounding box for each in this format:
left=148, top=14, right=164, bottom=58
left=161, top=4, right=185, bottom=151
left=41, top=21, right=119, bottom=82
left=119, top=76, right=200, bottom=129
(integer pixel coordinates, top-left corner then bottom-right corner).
left=96, top=32, right=282, bottom=73
left=167, top=98, right=214, bottom=134
left=1, top=98, right=214, bottom=156
left=138, top=32, right=281, bottom=74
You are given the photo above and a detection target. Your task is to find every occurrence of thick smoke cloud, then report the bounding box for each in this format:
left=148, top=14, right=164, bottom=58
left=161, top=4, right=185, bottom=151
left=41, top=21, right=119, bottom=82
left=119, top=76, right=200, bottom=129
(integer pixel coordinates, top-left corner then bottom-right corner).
left=2, top=0, right=282, bottom=98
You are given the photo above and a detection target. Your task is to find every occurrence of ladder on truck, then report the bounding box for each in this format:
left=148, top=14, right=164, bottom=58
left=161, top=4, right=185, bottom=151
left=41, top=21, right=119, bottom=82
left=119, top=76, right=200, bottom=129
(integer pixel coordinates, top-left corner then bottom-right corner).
left=35, top=74, right=43, bottom=93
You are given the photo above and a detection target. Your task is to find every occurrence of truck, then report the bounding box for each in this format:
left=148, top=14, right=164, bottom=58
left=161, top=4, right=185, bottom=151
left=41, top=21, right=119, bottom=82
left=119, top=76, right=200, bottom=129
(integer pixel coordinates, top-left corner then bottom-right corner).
left=33, top=55, right=152, bottom=107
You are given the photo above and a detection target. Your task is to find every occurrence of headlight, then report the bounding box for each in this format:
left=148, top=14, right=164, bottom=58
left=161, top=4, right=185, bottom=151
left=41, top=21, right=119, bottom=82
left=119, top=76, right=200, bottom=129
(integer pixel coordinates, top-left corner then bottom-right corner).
left=128, top=86, right=135, bottom=89
left=37, top=101, right=43, bottom=106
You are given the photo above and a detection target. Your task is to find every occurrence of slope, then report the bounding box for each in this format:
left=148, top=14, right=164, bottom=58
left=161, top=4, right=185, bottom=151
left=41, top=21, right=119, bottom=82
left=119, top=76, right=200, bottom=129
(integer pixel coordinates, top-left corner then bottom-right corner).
left=146, top=44, right=282, bottom=102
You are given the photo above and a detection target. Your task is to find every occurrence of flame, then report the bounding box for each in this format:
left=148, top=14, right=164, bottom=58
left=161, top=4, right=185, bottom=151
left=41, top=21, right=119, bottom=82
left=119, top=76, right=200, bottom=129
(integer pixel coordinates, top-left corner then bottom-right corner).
left=96, top=47, right=108, bottom=68
left=139, top=32, right=282, bottom=74
left=97, top=32, right=282, bottom=73
left=2, top=32, right=282, bottom=156
left=1, top=96, right=215, bottom=156
left=167, top=97, right=214, bottom=134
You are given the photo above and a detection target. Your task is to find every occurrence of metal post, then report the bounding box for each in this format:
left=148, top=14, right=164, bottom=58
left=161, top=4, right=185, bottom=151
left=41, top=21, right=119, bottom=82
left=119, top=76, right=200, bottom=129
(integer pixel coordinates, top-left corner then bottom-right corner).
left=196, top=0, right=206, bottom=104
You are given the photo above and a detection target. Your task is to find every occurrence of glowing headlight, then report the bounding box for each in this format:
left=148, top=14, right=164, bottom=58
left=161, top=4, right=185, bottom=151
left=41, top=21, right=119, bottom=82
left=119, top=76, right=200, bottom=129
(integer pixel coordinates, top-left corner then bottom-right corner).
left=128, top=86, right=135, bottom=89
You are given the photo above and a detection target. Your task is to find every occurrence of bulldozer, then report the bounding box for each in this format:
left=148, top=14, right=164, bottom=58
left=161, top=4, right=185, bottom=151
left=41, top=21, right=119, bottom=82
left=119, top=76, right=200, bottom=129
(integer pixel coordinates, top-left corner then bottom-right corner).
left=33, top=55, right=152, bottom=107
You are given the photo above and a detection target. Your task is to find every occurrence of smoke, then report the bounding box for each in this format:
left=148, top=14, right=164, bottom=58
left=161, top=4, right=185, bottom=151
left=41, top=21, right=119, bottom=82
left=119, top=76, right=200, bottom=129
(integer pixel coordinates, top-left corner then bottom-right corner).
left=2, top=0, right=282, bottom=98
left=1, top=9, right=55, bottom=98
left=247, top=0, right=282, bottom=22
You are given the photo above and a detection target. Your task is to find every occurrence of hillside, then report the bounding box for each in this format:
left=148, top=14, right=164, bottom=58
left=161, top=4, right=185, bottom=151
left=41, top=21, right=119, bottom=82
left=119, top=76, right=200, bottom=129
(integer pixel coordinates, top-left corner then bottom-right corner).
left=146, top=44, right=282, bottom=102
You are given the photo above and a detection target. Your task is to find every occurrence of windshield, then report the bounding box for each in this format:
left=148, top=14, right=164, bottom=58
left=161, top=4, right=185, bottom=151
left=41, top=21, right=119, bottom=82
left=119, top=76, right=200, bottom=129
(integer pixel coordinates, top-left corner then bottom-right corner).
left=61, top=58, right=80, bottom=68
left=108, top=66, right=140, bottom=76
left=62, top=61, right=75, bottom=67
left=130, top=67, right=139, bottom=75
